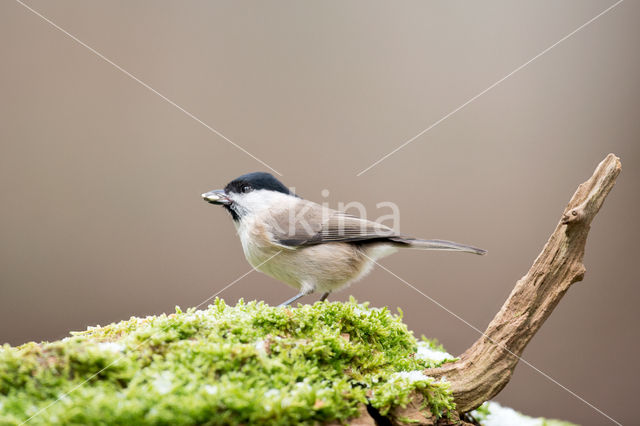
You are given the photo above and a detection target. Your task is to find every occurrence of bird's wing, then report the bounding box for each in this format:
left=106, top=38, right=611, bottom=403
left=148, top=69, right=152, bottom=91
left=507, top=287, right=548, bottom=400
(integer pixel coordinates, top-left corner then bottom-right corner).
left=265, top=200, right=398, bottom=248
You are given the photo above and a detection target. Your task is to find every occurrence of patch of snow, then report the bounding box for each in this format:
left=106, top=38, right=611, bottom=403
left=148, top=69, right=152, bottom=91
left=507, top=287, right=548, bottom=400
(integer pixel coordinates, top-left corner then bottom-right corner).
left=254, top=339, right=266, bottom=353
left=390, top=371, right=432, bottom=383
left=415, top=342, right=454, bottom=363
left=152, top=371, right=174, bottom=395
left=264, top=389, right=280, bottom=399
left=353, top=306, right=369, bottom=316
left=481, top=402, right=543, bottom=426
left=183, top=311, right=206, bottom=322
left=204, top=385, right=218, bottom=395
left=294, top=381, right=312, bottom=394
left=98, top=342, right=125, bottom=353
left=263, top=388, right=280, bottom=411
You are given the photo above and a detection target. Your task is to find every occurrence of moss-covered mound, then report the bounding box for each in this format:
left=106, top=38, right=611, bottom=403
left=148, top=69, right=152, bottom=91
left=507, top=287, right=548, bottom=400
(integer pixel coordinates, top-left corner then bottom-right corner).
left=0, top=299, right=456, bottom=425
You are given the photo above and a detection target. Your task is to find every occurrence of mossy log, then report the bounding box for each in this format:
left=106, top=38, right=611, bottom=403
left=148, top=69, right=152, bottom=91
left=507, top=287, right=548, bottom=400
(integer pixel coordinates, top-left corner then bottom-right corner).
left=1, top=299, right=474, bottom=425
left=0, top=300, right=575, bottom=426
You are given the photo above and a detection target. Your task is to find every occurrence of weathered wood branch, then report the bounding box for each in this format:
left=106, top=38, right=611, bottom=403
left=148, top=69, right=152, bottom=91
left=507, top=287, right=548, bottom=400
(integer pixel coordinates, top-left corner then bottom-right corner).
left=422, top=153, right=621, bottom=414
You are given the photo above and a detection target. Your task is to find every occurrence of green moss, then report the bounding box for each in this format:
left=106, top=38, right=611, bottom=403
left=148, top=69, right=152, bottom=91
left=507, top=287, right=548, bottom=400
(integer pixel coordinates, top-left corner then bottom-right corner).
left=472, top=401, right=491, bottom=422
left=541, top=420, right=578, bottom=426
left=0, top=299, right=454, bottom=425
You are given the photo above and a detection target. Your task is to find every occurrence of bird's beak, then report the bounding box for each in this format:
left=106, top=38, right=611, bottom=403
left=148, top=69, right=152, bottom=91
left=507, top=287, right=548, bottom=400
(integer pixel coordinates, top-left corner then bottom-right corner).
left=201, top=189, right=231, bottom=205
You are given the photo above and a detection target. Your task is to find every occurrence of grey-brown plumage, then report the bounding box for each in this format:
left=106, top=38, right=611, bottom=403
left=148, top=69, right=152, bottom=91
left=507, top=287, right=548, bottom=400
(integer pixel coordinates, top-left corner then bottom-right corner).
left=202, top=172, right=485, bottom=306
left=261, top=198, right=485, bottom=253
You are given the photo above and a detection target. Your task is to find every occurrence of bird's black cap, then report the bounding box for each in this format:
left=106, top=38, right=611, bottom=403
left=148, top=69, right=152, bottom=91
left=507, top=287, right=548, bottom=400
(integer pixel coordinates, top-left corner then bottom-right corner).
left=224, top=172, right=292, bottom=196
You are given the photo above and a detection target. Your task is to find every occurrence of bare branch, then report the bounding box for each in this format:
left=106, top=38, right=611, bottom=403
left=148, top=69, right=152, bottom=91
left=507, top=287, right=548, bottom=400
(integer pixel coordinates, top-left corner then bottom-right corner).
left=425, top=153, right=621, bottom=413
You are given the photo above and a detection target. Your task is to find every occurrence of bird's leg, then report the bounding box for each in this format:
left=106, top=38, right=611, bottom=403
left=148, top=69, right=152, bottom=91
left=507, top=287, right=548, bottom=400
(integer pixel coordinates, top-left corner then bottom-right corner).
left=278, top=293, right=307, bottom=307
left=319, top=292, right=330, bottom=302
left=278, top=282, right=315, bottom=307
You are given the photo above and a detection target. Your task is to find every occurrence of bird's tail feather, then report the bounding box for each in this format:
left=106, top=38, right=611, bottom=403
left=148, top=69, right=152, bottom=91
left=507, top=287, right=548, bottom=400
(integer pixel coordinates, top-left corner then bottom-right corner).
left=389, top=236, right=486, bottom=255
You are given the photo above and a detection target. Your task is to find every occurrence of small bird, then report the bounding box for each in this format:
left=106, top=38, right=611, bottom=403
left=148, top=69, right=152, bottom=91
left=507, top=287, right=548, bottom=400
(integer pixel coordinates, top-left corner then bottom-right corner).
left=202, top=172, right=485, bottom=306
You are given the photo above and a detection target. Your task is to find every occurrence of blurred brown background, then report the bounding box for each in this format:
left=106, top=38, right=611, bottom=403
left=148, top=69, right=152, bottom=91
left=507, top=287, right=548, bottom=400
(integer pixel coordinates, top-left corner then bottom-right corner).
left=1, top=1, right=638, bottom=424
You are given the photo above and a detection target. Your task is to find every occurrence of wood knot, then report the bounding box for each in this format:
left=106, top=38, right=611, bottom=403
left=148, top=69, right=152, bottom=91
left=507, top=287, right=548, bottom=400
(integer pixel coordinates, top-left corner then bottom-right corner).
left=561, top=202, right=587, bottom=224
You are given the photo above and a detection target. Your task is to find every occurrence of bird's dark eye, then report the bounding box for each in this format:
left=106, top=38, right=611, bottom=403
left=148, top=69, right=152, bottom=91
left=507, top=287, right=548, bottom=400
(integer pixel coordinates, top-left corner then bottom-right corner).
left=242, top=185, right=252, bottom=193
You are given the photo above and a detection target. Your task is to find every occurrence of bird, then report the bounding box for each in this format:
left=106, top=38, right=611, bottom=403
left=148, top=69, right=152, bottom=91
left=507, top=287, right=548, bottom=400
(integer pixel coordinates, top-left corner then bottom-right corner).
left=202, top=172, right=485, bottom=306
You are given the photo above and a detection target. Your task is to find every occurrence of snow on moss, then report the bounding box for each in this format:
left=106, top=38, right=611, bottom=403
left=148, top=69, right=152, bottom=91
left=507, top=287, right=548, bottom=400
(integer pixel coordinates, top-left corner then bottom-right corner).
left=472, top=401, right=577, bottom=426
left=390, top=370, right=433, bottom=383
left=0, top=298, right=454, bottom=425
left=415, top=341, right=456, bottom=365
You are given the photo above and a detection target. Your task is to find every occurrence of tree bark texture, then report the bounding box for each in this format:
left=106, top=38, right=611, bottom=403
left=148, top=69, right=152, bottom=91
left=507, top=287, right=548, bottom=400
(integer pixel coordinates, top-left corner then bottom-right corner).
left=424, top=153, right=621, bottom=413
